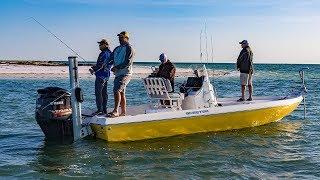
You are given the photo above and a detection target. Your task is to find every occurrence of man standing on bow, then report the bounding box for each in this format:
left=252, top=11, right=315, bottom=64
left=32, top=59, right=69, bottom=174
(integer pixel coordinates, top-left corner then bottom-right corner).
left=236, top=40, right=254, bottom=101
left=89, top=39, right=112, bottom=115
left=108, top=31, right=134, bottom=117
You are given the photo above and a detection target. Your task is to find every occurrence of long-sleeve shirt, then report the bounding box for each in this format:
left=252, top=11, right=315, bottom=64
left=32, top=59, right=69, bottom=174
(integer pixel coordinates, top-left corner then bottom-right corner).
left=236, top=46, right=253, bottom=74
left=110, top=43, right=134, bottom=77
left=92, top=49, right=112, bottom=80
left=156, top=60, right=176, bottom=92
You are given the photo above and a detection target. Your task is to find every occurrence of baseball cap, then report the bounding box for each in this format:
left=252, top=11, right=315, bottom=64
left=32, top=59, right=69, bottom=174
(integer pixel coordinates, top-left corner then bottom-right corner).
left=159, top=53, right=167, bottom=62
left=239, top=40, right=248, bottom=45
left=97, top=39, right=108, bottom=45
left=117, top=31, right=130, bottom=39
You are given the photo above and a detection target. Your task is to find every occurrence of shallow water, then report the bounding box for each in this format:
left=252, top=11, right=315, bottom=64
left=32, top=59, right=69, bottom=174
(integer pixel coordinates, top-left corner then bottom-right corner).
left=0, top=63, right=319, bottom=178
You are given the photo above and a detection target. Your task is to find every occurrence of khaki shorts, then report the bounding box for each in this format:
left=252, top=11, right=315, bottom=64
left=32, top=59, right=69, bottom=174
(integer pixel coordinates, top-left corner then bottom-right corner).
left=240, top=73, right=253, bottom=86
left=113, top=75, right=131, bottom=93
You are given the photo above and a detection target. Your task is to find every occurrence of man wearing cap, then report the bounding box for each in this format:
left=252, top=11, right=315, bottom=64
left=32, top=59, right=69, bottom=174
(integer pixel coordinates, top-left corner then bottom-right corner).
left=89, top=39, right=112, bottom=115
left=236, top=40, right=254, bottom=101
left=108, top=31, right=134, bottom=117
left=156, top=53, right=176, bottom=92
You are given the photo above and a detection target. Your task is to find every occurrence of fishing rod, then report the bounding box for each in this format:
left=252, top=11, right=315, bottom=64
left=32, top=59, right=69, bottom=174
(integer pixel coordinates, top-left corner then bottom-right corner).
left=204, top=22, right=209, bottom=65
left=30, top=17, right=91, bottom=110
left=29, top=17, right=87, bottom=62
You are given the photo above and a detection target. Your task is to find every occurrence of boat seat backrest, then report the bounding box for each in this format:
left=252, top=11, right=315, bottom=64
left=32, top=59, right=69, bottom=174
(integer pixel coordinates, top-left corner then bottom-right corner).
left=143, top=77, right=171, bottom=99
left=143, top=77, right=183, bottom=110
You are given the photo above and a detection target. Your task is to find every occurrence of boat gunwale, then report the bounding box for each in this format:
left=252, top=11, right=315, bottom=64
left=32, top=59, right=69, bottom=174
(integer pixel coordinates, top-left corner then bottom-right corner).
left=89, top=95, right=303, bottom=126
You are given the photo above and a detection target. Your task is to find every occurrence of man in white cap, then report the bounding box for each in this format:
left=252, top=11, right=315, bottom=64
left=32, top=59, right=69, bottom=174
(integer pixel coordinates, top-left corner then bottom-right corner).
left=156, top=53, right=176, bottom=92
left=236, top=40, right=254, bottom=101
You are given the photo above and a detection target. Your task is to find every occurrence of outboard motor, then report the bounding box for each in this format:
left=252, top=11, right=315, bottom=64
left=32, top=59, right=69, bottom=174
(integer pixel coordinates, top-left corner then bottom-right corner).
left=35, top=87, right=73, bottom=142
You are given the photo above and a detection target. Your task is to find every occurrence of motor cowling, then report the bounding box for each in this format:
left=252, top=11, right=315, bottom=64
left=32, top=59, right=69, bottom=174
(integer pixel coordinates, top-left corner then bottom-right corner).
left=35, top=87, right=73, bottom=142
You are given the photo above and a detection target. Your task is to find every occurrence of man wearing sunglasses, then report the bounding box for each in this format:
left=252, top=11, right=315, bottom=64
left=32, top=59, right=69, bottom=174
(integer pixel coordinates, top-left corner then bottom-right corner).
left=108, top=31, right=134, bottom=117
left=89, top=39, right=112, bottom=115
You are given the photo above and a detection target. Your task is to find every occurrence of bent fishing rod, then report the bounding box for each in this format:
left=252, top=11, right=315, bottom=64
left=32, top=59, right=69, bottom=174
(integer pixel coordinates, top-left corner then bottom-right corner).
left=29, top=17, right=87, bottom=62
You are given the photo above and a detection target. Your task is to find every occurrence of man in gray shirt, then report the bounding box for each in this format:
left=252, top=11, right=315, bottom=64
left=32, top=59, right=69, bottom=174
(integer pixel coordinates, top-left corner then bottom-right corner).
left=236, top=40, right=254, bottom=101
left=108, top=31, right=134, bottom=117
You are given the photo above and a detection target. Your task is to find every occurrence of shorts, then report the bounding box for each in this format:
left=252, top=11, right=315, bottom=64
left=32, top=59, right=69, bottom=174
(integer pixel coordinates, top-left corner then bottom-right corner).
left=113, top=75, right=131, bottom=93
left=240, top=73, right=253, bottom=86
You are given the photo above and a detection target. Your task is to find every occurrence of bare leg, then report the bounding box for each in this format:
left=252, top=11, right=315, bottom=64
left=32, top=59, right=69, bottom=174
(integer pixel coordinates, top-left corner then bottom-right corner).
left=241, top=85, right=246, bottom=99
left=120, top=91, right=126, bottom=115
left=112, top=91, right=121, bottom=115
left=248, top=85, right=253, bottom=99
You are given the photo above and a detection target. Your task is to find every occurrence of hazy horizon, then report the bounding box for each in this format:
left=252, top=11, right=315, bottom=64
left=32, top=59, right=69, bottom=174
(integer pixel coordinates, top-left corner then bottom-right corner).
left=1, top=58, right=319, bottom=65
left=1, top=0, right=319, bottom=64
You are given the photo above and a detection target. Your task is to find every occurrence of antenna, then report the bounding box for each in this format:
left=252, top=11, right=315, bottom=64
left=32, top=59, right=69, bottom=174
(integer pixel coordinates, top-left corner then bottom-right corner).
left=205, top=22, right=209, bottom=64
left=210, top=35, right=215, bottom=81
left=200, top=30, right=203, bottom=64
left=210, top=36, right=214, bottom=64
left=209, top=34, right=217, bottom=98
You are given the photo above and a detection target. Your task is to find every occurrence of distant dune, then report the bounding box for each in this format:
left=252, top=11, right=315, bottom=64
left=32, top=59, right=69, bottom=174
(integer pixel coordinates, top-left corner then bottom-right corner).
left=0, top=61, right=230, bottom=79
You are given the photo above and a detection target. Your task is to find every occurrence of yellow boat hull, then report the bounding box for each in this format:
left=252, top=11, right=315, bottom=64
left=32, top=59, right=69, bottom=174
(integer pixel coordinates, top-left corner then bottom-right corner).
left=91, top=99, right=301, bottom=142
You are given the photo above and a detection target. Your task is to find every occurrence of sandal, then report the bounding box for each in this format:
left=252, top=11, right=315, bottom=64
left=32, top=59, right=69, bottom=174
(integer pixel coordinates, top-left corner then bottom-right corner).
left=107, top=112, right=119, bottom=118
left=237, top=98, right=245, bottom=102
left=91, top=111, right=104, bottom=116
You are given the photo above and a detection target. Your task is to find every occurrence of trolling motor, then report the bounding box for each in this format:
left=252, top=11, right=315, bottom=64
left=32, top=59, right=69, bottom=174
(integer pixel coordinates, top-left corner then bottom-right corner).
left=35, top=56, right=90, bottom=143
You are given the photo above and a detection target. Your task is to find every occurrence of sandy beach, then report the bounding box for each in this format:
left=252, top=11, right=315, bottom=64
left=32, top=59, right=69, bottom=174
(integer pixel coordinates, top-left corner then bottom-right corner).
left=0, top=64, right=230, bottom=79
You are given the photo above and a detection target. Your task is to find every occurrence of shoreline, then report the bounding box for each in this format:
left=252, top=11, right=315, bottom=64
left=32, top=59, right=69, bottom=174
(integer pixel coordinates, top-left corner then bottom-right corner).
left=0, top=64, right=230, bottom=79
left=0, top=60, right=94, bottom=66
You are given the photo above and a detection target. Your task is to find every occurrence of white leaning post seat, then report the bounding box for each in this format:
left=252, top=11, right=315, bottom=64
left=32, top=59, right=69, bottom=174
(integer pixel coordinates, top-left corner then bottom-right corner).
left=143, top=77, right=183, bottom=110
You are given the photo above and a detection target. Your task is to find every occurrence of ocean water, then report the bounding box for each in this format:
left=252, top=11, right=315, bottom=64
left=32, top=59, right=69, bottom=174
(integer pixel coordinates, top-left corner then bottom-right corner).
left=0, top=63, right=319, bottom=178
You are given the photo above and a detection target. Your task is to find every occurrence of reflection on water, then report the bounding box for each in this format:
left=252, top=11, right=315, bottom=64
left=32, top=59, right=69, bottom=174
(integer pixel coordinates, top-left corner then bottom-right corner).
left=29, top=120, right=308, bottom=178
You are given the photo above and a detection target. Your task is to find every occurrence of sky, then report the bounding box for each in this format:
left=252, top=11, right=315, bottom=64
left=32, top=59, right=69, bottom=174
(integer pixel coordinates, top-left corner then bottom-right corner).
left=0, top=0, right=319, bottom=64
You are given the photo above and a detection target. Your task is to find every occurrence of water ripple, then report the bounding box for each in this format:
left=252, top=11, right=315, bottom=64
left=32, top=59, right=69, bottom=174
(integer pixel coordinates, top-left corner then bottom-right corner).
left=0, top=64, right=320, bottom=178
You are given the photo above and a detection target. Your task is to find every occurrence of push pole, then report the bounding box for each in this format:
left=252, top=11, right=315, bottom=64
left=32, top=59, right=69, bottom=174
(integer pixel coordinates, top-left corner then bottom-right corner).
left=68, top=56, right=82, bottom=141
left=301, top=70, right=306, bottom=119
left=301, top=70, right=307, bottom=119
left=299, top=68, right=309, bottom=119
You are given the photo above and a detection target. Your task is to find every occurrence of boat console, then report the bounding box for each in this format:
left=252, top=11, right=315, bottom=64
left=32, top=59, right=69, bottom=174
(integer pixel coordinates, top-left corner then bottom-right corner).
left=180, top=69, right=218, bottom=110
left=144, top=66, right=218, bottom=112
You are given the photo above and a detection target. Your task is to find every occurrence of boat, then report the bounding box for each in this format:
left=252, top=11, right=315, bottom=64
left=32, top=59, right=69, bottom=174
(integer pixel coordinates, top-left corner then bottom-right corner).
left=35, top=57, right=306, bottom=143
left=84, top=67, right=303, bottom=142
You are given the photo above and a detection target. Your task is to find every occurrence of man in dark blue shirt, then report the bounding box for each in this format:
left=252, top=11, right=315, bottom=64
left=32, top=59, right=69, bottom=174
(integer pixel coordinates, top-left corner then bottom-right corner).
left=89, top=39, right=112, bottom=115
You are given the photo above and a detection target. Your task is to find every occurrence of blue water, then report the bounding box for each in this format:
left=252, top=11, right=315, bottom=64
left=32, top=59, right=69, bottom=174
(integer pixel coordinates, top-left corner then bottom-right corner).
left=0, top=63, right=319, bottom=178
